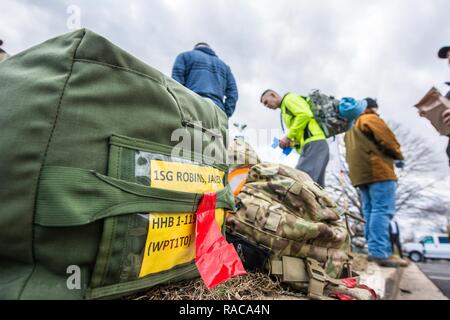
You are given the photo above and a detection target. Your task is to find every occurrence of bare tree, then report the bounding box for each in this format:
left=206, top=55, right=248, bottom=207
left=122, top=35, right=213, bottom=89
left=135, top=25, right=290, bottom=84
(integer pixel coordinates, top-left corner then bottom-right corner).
left=326, top=121, right=447, bottom=219
left=325, top=136, right=361, bottom=216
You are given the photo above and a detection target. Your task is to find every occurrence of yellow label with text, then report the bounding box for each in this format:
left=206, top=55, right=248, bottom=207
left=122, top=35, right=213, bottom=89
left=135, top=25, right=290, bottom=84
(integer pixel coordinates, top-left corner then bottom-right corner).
left=149, top=160, right=224, bottom=192
left=138, top=210, right=224, bottom=277
left=139, top=160, right=225, bottom=278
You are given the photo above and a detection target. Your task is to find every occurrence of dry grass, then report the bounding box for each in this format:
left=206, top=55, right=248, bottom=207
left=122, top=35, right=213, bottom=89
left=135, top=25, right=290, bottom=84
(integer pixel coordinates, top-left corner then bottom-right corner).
left=124, top=255, right=369, bottom=300
left=352, top=253, right=369, bottom=272
left=125, top=273, right=303, bottom=300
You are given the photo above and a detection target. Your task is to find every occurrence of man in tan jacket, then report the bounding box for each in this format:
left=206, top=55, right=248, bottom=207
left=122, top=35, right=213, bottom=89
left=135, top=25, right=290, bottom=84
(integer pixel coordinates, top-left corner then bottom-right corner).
left=345, top=98, right=407, bottom=268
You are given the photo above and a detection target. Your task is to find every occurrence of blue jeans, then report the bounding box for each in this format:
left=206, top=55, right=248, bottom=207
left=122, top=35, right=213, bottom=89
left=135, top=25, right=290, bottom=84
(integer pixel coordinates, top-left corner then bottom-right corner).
left=359, top=181, right=397, bottom=259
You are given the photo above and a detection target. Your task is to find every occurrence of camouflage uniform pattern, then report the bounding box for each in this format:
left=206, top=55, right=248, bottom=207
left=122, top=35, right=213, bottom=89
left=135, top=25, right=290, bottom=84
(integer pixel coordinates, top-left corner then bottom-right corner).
left=228, top=138, right=260, bottom=170
left=0, top=51, right=9, bottom=63
left=119, top=214, right=148, bottom=282
left=226, top=162, right=352, bottom=279
left=307, top=90, right=350, bottom=138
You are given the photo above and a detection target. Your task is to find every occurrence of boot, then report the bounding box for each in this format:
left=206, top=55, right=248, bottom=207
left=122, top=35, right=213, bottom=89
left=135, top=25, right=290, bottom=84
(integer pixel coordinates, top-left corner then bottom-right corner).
left=368, top=256, right=399, bottom=268
left=389, top=255, right=409, bottom=267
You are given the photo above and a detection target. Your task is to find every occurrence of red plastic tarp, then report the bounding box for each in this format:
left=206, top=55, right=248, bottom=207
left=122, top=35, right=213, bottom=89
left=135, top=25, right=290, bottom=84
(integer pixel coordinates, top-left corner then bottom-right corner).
left=195, top=192, right=246, bottom=288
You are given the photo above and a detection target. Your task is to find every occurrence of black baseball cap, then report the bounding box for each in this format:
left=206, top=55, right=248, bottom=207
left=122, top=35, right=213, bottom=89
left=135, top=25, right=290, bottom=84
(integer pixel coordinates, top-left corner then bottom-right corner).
left=364, top=98, right=378, bottom=109
left=438, top=46, right=450, bottom=59
left=194, top=42, right=210, bottom=49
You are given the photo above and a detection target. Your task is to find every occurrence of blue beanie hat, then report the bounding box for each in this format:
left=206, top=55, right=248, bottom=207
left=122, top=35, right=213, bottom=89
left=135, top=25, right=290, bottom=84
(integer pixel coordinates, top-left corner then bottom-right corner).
left=339, top=97, right=367, bottom=121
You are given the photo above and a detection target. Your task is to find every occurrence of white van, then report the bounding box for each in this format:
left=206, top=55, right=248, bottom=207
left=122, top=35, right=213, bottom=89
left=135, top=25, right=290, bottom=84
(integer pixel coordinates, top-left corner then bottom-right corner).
left=403, top=234, right=450, bottom=262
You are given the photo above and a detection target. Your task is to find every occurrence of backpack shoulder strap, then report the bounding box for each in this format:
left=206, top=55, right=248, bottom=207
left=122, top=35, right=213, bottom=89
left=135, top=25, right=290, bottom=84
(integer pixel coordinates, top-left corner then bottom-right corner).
left=282, top=94, right=311, bottom=116
left=284, top=106, right=294, bottom=116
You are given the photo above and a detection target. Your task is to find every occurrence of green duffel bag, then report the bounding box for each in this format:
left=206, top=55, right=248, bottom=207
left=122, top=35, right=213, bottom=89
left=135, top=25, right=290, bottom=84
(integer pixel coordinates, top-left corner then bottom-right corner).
left=0, top=29, right=234, bottom=300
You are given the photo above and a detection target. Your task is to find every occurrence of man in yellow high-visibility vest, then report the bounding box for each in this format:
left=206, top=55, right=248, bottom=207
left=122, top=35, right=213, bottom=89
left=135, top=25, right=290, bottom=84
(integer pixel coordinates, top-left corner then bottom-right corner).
left=260, top=89, right=329, bottom=187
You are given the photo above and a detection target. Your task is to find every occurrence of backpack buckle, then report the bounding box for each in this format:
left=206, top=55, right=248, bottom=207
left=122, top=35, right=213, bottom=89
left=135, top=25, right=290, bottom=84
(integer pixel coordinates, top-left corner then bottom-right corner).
left=305, top=258, right=328, bottom=299
left=306, top=258, right=326, bottom=282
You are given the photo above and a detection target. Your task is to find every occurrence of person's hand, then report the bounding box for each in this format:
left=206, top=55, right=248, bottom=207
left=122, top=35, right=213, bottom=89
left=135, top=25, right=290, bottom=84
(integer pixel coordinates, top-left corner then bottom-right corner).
left=443, top=109, right=450, bottom=127
left=279, top=136, right=292, bottom=149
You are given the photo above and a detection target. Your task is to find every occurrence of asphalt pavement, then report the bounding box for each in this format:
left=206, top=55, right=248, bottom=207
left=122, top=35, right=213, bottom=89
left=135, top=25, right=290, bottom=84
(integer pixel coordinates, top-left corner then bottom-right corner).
left=417, top=260, right=450, bottom=298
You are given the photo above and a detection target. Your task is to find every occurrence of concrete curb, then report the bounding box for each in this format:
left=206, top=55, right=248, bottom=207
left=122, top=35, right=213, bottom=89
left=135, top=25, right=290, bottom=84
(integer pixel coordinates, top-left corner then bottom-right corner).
left=396, top=263, right=447, bottom=300
left=267, top=260, right=448, bottom=300
left=359, top=262, right=448, bottom=300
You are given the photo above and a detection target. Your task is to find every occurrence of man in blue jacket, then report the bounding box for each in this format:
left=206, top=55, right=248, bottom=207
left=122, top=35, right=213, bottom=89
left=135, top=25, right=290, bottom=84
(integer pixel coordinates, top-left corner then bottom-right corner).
left=172, top=43, right=238, bottom=118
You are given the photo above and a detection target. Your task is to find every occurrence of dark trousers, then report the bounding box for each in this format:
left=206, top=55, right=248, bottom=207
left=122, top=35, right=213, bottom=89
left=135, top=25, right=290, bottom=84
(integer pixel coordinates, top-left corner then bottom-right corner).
left=446, top=137, right=450, bottom=166
left=295, top=140, right=330, bottom=187
left=390, top=233, right=403, bottom=258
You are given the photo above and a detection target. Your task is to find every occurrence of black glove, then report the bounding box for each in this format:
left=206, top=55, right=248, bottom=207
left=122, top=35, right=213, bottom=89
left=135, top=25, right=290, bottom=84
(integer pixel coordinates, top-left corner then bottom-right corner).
left=395, top=160, right=405, bottom=169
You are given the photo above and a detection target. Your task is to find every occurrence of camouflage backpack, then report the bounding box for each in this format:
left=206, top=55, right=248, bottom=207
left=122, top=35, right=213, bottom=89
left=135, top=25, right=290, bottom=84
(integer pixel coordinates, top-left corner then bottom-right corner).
left=228, top=138, right=260, bottom=171
left=227, top=138, right=261, bottom=197
left=226, top=163, right=375, bottom=300
left=306, top=90, right=350, bottom=138
left=0, top=51, right=8, bottom=63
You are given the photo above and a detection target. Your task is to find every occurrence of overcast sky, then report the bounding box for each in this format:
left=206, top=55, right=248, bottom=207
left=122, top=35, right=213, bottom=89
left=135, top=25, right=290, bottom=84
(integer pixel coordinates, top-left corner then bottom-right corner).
left=1, top=0, right=450, bottom=176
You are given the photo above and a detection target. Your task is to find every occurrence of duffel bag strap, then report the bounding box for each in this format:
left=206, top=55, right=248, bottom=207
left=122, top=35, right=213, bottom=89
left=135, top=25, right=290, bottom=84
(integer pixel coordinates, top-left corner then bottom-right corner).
left=36, top=166, right=235, bottom=226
